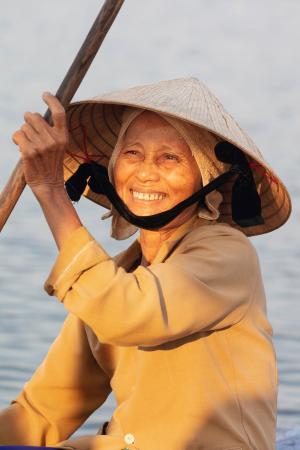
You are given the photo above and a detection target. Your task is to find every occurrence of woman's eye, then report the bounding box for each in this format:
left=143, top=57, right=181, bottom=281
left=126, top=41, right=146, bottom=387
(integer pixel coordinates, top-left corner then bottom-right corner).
left=124, top=150, right=139, bottom=156
left=163, top=153, right=179, bottom=161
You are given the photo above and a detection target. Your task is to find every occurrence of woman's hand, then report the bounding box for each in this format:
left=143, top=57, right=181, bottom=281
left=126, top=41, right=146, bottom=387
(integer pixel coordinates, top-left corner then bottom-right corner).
left=12, top=92, right=69, bottom=196
left=12, top=92, right=82, bottom=250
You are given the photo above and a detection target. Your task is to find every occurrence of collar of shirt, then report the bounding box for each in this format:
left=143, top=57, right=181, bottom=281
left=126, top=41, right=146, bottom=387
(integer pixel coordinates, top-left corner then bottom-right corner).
left=115, top=215, right=214, bottom=270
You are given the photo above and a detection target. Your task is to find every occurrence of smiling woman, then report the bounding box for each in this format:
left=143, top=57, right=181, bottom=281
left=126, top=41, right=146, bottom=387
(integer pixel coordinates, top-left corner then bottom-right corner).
left=112, top=111, right=202, bottom=263
left=0, top=77, right=292, bottom=450
left=114, top=112, right=201, bottom=217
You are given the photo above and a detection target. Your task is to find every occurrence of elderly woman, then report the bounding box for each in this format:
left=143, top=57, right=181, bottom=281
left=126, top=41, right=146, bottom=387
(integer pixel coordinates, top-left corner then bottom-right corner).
left=0, top=78, right=291, bottom=450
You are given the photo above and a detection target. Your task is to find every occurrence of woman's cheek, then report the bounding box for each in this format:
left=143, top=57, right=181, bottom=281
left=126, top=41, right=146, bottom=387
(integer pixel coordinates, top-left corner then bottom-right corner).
left=114, top=161, right=130, bottom=188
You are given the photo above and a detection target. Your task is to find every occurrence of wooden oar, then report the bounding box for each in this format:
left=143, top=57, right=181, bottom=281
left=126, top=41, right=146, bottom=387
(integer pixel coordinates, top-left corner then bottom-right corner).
left=0, top=0, right=124, bottom=232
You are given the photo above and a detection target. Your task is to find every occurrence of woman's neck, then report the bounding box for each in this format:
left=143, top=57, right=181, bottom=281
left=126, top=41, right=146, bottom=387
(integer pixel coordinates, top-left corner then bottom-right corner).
left=139, top=228, right=174, bottom=265
left=139, top=208, right=199, bottom=265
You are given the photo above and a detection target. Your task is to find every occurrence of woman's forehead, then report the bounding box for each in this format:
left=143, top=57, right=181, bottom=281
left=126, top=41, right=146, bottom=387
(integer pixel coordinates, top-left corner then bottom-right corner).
left=123, top=111, right=188, bottom=146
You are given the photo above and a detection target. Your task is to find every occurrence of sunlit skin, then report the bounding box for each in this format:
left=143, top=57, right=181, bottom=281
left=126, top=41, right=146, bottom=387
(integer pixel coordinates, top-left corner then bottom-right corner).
left=11, top=94, right=202, bottom=264
left=114, top=111, right=202, bottom=264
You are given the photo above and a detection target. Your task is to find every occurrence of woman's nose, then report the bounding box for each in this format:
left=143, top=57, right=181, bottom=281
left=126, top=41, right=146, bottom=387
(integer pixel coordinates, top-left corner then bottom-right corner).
left=136, top=159, right=160, bottom=182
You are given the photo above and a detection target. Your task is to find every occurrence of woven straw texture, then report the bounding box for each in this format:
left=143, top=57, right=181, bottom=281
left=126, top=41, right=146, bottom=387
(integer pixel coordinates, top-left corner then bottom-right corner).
left=64, top=77, right=291, bottom=236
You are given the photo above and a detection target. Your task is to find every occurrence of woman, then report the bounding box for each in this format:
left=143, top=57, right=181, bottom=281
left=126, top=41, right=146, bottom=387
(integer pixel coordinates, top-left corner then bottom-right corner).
left=0, top=78, right=291, bottom=450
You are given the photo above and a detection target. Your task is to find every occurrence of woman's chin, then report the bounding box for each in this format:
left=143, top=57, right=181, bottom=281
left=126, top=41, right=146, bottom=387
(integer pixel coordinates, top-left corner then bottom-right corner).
left=126, top=200, right=170, bottom=217
left=128, top=206, right=165, bottom=217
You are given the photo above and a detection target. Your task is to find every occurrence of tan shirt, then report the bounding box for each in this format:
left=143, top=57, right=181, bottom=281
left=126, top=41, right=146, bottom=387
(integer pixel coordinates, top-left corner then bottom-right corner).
left=0, top=216, right=277, bottom=450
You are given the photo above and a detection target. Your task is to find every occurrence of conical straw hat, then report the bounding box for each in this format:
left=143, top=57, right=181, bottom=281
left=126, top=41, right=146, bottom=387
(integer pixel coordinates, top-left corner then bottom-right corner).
left=64, top=77, right=291, bottom=236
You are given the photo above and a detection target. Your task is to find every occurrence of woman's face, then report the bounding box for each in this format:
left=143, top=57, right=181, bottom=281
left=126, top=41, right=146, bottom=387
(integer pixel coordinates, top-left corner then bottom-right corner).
left=113, top=111, right=202, bottom=221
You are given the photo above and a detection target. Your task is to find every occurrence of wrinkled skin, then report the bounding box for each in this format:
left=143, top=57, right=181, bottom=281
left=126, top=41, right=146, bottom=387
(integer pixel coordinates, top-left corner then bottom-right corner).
left=114, top=112, right=202, bottom=263
left=12, top=95, right=202, bottom=262
left=12, top=92, right=69, bottom=194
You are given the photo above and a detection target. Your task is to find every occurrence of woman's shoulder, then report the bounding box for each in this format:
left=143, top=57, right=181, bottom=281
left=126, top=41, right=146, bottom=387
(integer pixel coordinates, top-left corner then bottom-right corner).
left=186, top=220, right=252, bottom=241
left=168, top=220, right=261, bottom=297
left=180, top=220, right=258, bottom=262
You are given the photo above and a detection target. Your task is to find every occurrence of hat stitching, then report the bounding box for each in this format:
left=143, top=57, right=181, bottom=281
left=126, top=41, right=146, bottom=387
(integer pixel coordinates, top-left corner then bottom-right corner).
left=101, top=104, right=119, bottom=138
left=68, top=124, right=106, bottom=164
left=69, top=106, right=90, bottom=157
left=63, top=78, right=291, bottom=237
left=90, top=103, right=114, bottom=148
left=249, top=162, right=279, bottom=191
left=84, top=104, right=113, bottom=152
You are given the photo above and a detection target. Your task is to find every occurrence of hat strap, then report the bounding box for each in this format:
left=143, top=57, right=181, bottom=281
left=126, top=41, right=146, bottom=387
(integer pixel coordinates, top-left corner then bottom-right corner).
left=65, top=142, right=264, bottom=229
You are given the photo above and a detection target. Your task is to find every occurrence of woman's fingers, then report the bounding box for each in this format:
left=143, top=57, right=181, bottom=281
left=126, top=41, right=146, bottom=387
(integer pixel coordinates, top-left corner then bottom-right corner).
left=24, top=111, right=48, bottom=133
left=15, top=121, right=55, bottom=154
left=23, top=111, right=56, bottom=146
left=12, top=129, right=29, bottom=147
left=11, top=92, right=68, bottom=193
left=12, top=130, right=39, bottom=160
left=18, top=92, right=68, bottom=147
left=20, top=121, right=43, bottom=143
left=42, top=91, right=67, bottom=130
left=20, top=93, right=68, bottom=147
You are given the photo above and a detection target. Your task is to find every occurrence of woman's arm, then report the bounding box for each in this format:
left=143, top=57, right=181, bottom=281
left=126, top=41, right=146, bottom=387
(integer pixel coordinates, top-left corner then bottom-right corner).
left=35, top=187, right=82, bottom=250
left=2, top=96, right=112, bottom=446
left=0, top=314, right=112, bottom=446
left=45, top=224, right=260, bottom=347
left=12, top=92, right=81, bottom=249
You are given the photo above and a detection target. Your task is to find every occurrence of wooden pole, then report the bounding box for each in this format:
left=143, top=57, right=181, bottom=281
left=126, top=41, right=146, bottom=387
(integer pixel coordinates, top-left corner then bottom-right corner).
left=0, top=0, right=124, bottom=232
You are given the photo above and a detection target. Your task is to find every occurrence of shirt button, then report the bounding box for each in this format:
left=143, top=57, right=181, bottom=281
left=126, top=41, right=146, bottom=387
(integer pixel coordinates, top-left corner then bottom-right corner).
left=124, top=433, right=135, bottom=445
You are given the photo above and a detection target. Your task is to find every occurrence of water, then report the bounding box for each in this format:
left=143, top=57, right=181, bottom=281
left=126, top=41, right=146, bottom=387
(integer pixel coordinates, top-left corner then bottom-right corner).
left=0, top=0, right=300, bottom=444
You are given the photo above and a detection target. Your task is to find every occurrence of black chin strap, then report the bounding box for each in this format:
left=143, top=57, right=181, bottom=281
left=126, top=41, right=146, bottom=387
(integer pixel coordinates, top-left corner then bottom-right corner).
left=65, top=141, right=264, bottom=229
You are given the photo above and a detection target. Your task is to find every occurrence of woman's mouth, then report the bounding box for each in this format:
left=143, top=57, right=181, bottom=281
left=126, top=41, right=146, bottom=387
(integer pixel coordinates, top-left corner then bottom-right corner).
left=130, top=189, right=167, bottom=201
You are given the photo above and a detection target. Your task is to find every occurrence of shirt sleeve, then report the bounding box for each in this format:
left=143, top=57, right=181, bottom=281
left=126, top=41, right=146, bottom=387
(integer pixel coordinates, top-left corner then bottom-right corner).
left=44, top=225, right=259, bottom=348
left=57, top=434, right=137, bottom=450
left=0, top=313, right=111, bottom=446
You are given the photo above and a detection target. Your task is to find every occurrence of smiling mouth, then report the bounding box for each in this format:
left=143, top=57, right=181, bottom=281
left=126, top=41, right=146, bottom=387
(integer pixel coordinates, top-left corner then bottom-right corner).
left=130, top=189, right=167, bottom=201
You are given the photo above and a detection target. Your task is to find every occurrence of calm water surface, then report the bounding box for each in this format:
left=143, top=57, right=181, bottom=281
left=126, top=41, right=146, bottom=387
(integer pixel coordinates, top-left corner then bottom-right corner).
left=0, top=0, right=300, bottom=443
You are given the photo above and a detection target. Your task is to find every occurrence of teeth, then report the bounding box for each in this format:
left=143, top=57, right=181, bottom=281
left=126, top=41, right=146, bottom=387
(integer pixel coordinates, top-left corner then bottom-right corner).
left=131, top=190, right=166, bottom=201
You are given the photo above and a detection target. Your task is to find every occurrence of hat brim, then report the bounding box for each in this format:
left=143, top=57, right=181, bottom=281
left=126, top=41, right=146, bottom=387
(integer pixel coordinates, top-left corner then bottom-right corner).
left=64, top=80, right=291, bottom=237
